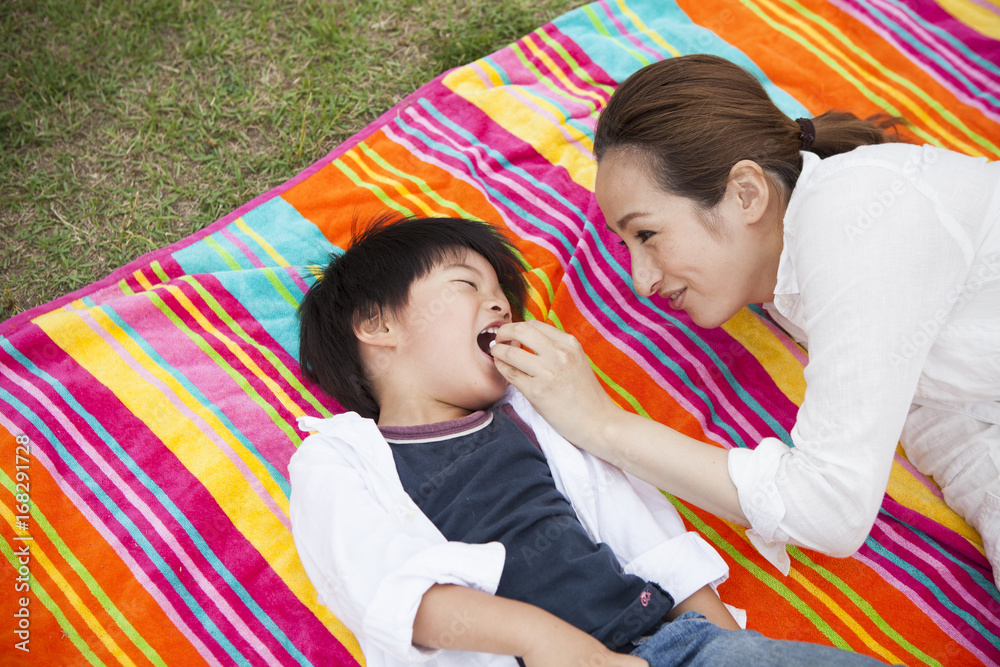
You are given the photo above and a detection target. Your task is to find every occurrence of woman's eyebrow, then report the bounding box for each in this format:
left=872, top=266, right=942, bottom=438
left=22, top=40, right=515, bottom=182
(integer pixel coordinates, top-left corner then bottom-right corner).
left=606, top=211, right=646, bottom=233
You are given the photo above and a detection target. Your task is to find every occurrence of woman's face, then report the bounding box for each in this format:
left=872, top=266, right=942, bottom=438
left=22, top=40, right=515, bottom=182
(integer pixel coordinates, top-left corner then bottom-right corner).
left=595, top=150, right=780, bottom=329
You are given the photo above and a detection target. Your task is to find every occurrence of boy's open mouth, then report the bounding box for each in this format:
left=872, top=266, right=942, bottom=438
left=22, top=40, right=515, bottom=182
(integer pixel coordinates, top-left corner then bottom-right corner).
left=477, top=328, right=498, bottom=354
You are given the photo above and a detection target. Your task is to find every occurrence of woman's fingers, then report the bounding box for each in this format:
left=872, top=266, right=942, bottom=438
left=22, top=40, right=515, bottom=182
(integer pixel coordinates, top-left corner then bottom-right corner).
left=490, top=339, right=543, bottom=379
left=494, top=320, right=569, bottom=350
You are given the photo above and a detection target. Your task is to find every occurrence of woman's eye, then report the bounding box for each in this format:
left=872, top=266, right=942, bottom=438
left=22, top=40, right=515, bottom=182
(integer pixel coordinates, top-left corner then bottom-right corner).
left=636, top=231, right=654, bottom=243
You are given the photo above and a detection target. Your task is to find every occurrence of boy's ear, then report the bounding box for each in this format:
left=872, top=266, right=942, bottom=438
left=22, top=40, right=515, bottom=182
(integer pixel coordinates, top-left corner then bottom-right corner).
left=354, top=311, right=397, bottom=348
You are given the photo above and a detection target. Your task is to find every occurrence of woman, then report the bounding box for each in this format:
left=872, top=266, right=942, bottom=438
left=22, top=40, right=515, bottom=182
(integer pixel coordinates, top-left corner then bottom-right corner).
left=490, top=54, right=1000, bottom=584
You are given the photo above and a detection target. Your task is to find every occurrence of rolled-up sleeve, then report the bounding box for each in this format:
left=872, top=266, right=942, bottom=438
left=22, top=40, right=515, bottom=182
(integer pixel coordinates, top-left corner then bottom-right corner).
left=730, top=153, right=977, bottom=573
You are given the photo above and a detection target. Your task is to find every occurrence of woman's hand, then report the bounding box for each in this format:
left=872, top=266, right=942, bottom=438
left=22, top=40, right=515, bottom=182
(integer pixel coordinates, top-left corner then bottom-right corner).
left=491, top=320, right=621, bottom=452
left=493, top=321, right=746, bottom=525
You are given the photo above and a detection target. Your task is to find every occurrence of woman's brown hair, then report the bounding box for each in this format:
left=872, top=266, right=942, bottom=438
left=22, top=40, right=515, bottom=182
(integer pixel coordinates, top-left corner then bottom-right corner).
left=593, top=54, right=902, bottom=210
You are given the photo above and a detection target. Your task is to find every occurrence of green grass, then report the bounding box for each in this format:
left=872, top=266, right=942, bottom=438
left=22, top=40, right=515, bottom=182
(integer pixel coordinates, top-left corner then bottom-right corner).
left=0, top=0, right=585, bottom=320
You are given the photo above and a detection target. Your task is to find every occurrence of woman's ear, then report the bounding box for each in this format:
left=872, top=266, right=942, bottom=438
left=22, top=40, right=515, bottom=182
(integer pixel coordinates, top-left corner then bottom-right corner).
left=728, top=160, right=770, bottom=224
left=354, top=311, right=397, bottom=348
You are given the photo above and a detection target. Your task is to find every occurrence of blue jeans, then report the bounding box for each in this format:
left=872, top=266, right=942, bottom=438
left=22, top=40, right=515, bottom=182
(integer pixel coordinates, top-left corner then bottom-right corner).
left=630, top=612, right=888, bottom=666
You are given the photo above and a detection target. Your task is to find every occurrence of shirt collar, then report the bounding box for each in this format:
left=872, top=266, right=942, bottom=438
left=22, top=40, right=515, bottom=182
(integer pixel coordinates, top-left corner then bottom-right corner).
left=772, top=151, right=821, bottom=300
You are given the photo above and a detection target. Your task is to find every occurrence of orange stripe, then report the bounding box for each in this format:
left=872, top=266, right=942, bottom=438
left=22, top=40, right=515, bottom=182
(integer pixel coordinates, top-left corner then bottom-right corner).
left=676, top=0, right=1000, bottom=158
left=2, top=429, right=208, bottom=664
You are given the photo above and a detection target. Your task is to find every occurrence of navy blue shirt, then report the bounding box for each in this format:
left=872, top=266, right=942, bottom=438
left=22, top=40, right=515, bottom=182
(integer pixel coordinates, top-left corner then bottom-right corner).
left=382, top=407, right=673, bottom=651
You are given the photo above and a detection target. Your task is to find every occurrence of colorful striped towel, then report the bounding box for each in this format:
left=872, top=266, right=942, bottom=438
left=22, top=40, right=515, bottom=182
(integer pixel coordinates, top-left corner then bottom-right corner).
left=2, top=0, right=998, bottom=664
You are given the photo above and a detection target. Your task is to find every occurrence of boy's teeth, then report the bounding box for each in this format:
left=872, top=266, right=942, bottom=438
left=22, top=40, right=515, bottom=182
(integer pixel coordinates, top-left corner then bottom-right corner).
left=477, top=328, right=498, bottom=354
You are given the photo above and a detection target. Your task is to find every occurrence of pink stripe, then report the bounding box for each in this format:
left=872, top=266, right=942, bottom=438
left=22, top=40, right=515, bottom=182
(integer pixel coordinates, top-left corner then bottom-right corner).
left=831, top=0, right=1000, bottom=122
left=167, top=276, right=310, bottom=442
left=2, top=337, right=282, bottom=663
left=382, top=121, right=571, bottom=267
left=75, top=302, right=291, bottom=531
left=596, top=0, right=665, bottom=62
left=219, top=228, right=267, bottom=269
left=967, top=0, right=1000, bottom=16
left=892, top=450, right=945, bottom=500
left=878, top=515, right=999, bottom=625
left=513, top=33, right=608, bottom=110
left=872, top=0, right=999, bottom=89
left=0, top=371, right=230, bottom=664
left=403, top=106, right=589, bottom=244
left=286, top=265, right=312, bottom=296
left=505, top=85, right=595, bottom=156
left=856, top=540, right=999, bottom=665
left=385, top=116, right=583, bottom=265
left=571, top=241, right=764, bottom=446
left=535, top=24, right=617, bottom=102
left=0, top=426, right=227, bottom=667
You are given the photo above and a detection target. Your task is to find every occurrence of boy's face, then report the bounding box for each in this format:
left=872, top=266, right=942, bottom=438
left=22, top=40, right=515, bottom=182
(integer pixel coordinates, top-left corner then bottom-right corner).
left=382, top=249, right=512, bottom=424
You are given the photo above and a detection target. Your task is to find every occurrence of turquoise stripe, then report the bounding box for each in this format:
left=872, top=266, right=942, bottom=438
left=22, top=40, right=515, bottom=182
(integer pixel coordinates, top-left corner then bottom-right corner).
left=880, top=505, right=1000, bottom=608
left=208, top=268, right=309, bottom=361
left=0, top=337, right=312, bottom=667
left=580, top=3, right=655, bottom=71
left=568, top=252, right=748, bottom=447
left=506, top=39, right=600, bottom=137
left=575, top=221, right=792, bottom=445
left=0, top=342, right=250, bottom=666
left=590, top=0, right=669, bottom=60
left=80, top=295, right=291, bottom=498
left=392, top=108, right=576, bottom=256
left=870, top=508, right=1000, bottom=644
left=405, top=98, right=791, bottom=444
left=479, top=53, right=513, bottom=86
left=851, top=0, right=1000, bottom=108
left=239, top=197, right=336, bottom=270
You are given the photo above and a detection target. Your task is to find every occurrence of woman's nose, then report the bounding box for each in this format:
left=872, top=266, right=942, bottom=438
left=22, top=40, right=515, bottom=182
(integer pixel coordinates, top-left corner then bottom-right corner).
left=631, top=257, right=661, bottom=298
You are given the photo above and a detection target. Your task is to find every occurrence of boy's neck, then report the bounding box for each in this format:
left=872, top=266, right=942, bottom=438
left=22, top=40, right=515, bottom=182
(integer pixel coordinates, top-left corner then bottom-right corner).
left=376, top=400, right=479, bottom=428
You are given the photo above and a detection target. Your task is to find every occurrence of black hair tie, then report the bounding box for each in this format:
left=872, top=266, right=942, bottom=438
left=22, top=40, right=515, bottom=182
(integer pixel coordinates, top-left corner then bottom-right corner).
left=796, top=117, right=816, bottom=151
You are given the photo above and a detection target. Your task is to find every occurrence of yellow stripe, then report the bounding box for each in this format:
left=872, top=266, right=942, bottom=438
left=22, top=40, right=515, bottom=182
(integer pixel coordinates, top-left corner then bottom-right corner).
left=887, top=445, right=983, bottom=550
left=32, top=307, right=362, bottom=661
left=332, top=158, right=415, bottom=217
left=443, top=68, right=598, bottom=191
left=160, top=283, right=306, bottom=421
left=234, top=218, right=290, bottom=267
left=721, top=308, right=806, bottom=405
left=521, top=33, right=606, bottom=108
left=615, top=0, right=682, bottom=57
left=355, top=141, right=478, bottom=220
left=754, top=0, right=996, bottom=156
left=133, top=270, right=153, bottom=292
left=342, top=149, right=436, bottom=216
left=471, top=57, right=506, bottom=88
left=787, top=566, right=904, bottom=665
left=1, top=505, right=137, bottom=666
left=938, top=0, right=1000, bottom=40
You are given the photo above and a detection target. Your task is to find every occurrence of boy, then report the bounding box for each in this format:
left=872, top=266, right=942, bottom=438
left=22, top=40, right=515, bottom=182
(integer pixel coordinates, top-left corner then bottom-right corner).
left=289, top=215, right=884, bottom=666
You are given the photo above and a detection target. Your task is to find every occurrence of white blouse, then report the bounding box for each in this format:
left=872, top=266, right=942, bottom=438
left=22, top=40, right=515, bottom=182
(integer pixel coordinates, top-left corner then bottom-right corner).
left=728, top=144, right=1000, bottom=573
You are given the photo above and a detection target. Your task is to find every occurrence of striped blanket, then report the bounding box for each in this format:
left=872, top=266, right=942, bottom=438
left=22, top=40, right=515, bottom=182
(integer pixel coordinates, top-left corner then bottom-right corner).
left=2, top=0, right=998, bottom=665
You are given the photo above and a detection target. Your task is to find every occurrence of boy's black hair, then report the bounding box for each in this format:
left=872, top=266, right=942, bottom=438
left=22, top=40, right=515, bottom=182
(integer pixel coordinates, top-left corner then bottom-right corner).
left=298, top=214, right=529, bottom=420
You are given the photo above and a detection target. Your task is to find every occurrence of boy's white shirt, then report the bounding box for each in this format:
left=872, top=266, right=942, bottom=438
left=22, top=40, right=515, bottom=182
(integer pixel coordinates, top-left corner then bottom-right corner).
left=289, top=387, right=735, bottom=666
